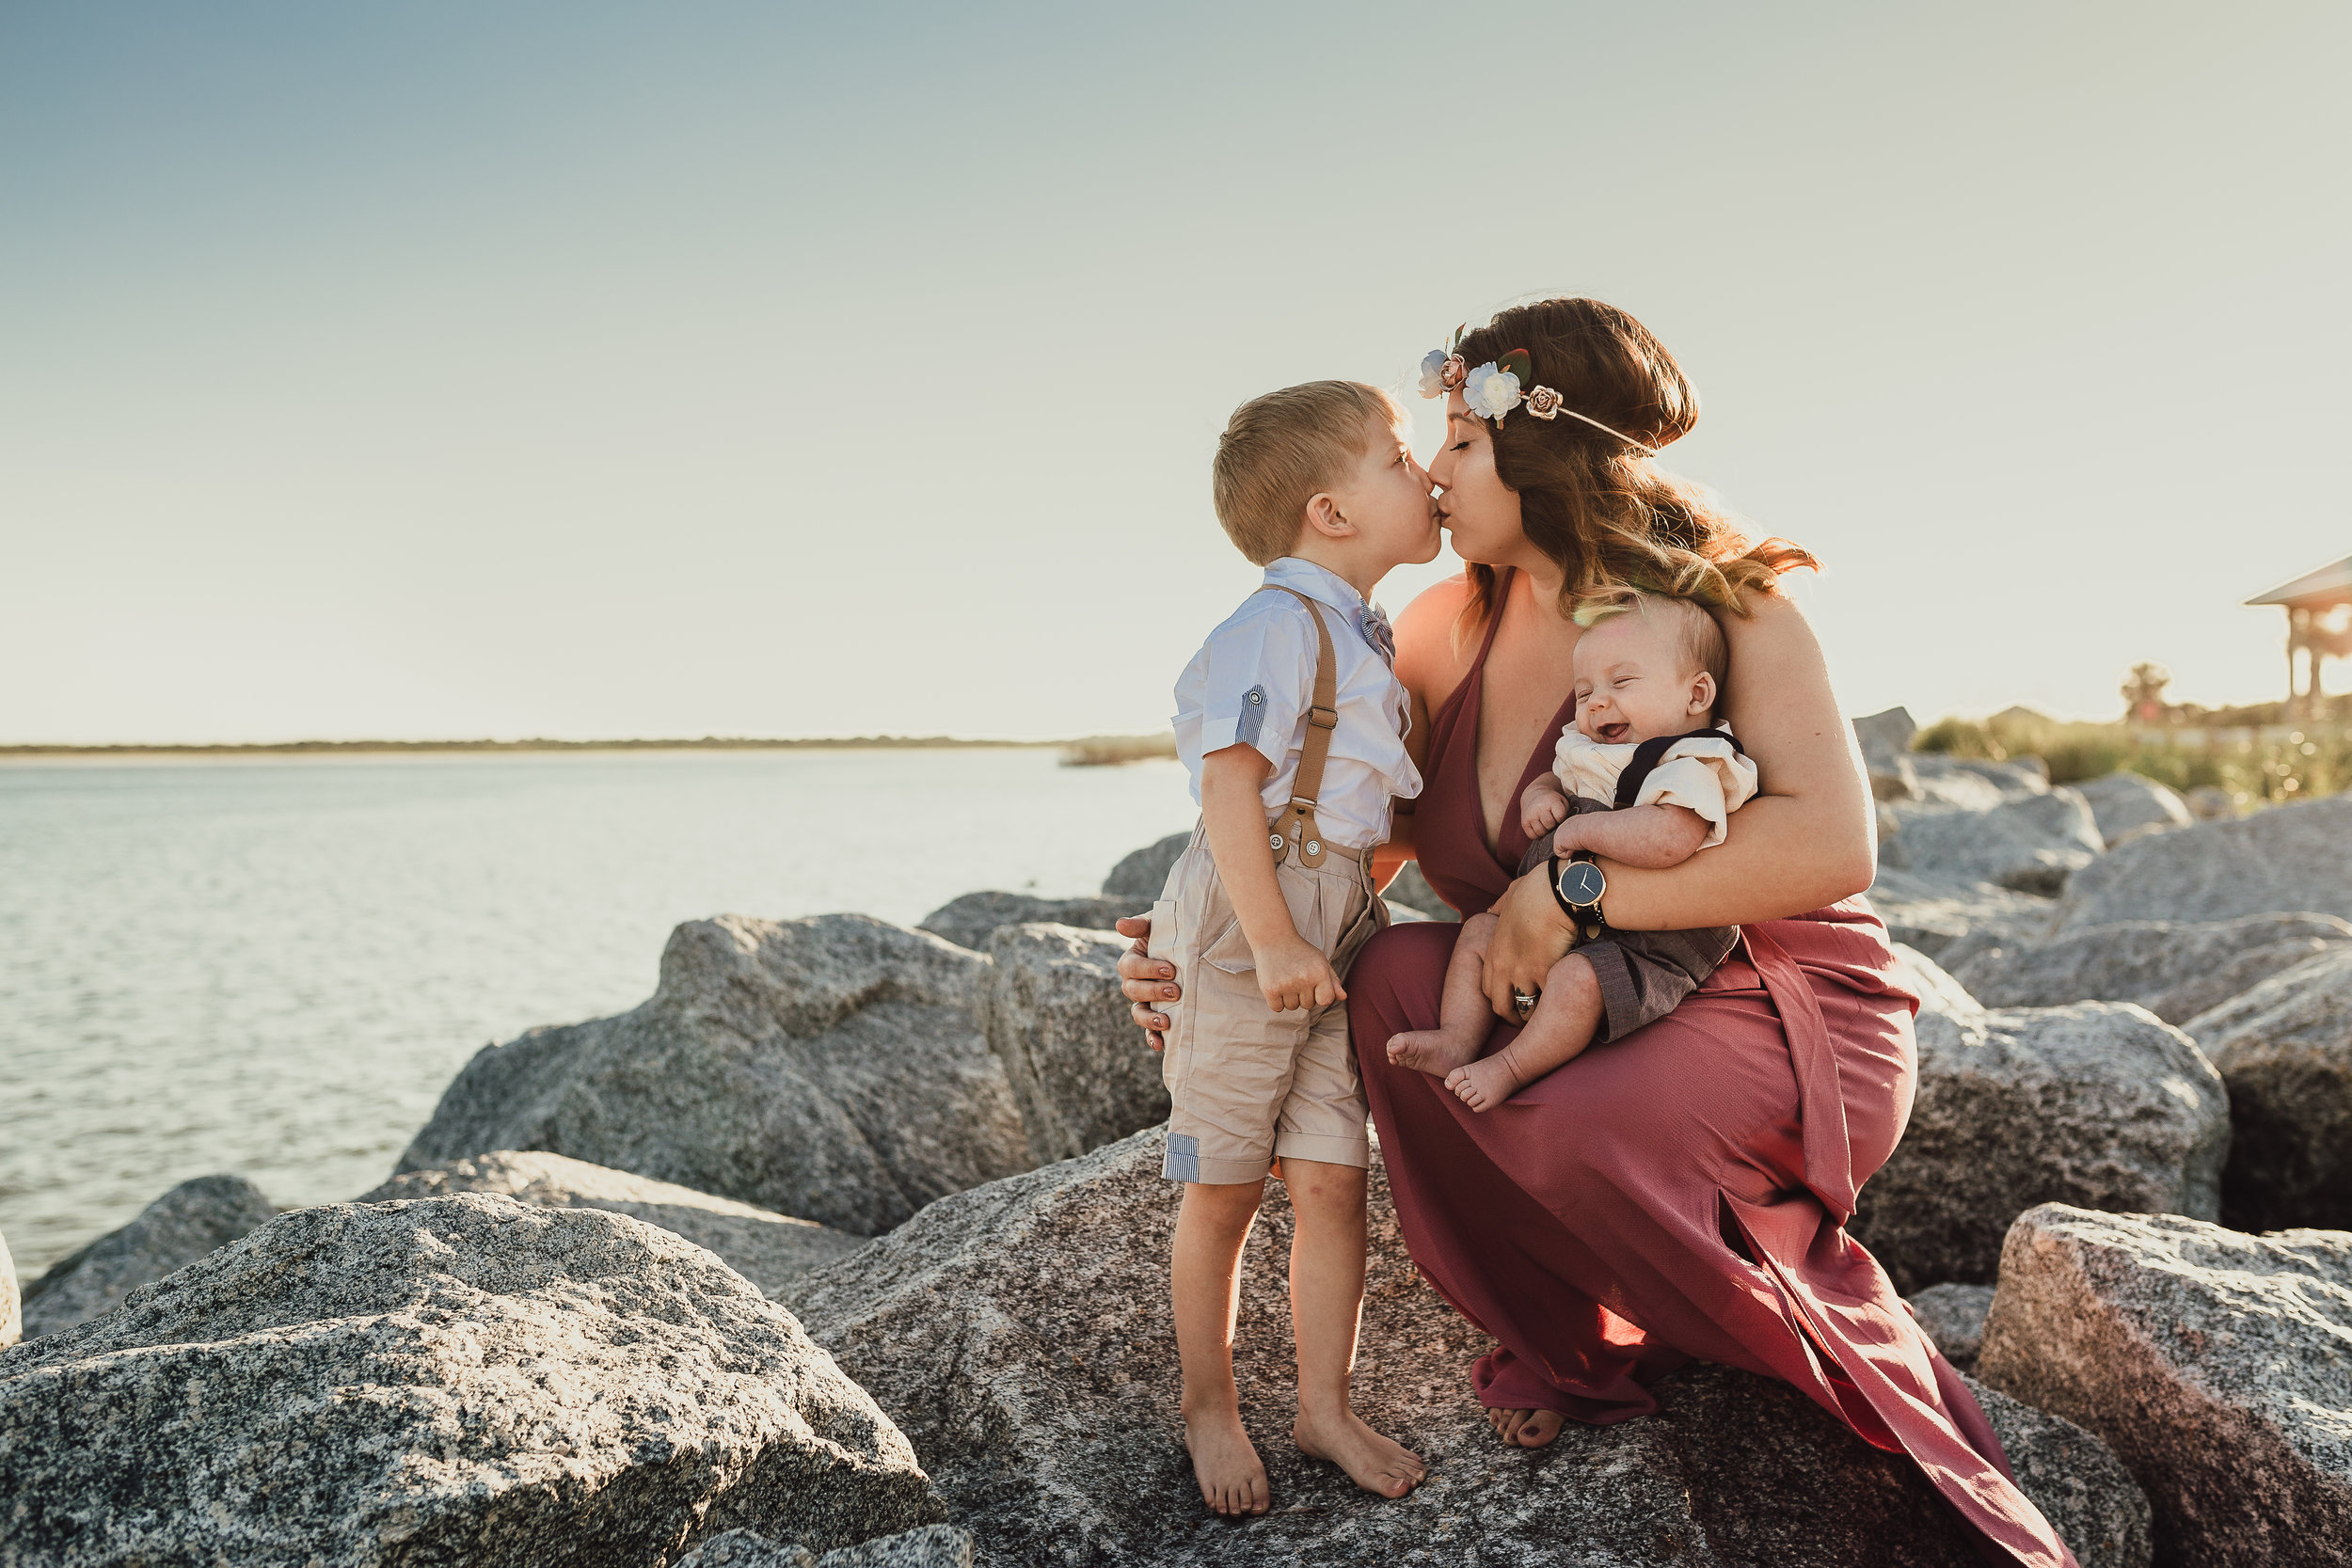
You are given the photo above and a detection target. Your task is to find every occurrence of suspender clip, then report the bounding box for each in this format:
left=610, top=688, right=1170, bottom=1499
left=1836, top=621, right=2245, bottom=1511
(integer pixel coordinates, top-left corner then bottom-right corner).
left=1254, top=585, right=1342, bottom=872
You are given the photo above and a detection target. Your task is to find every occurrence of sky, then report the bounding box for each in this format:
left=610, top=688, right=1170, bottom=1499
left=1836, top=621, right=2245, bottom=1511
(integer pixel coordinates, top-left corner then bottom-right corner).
left=4, top=2, right=2347, bottom=745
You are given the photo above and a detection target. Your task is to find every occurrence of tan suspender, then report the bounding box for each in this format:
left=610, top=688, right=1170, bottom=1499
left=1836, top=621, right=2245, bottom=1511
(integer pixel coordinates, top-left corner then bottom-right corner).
left=1257, top=586, right=1339, bottom=870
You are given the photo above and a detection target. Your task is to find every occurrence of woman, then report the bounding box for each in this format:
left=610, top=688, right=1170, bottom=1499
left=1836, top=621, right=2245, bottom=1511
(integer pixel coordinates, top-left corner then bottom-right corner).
left=1121, top=298, right=2074, bottom=1565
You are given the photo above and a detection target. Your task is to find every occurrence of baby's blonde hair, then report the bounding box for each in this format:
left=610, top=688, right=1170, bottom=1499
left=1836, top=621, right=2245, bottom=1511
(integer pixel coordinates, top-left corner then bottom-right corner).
left=1574, top=587, right=1728, bottom=704
left=1212, top=381, right=1407, bottom=565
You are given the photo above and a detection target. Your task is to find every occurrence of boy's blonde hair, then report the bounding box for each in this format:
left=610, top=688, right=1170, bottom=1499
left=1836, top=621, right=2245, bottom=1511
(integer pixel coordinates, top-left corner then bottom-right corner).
left=1212, top=381, right=1406, bottom=565
left=1574, top=587, right=1729, bottom=703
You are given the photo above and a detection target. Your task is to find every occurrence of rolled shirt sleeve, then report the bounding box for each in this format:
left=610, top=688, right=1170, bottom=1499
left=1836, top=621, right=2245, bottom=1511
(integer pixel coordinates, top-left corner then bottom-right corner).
left=1632, top=748, right=1759, bottom=849
left=1170, top=562, right=1420, bottom=848
left=1185, top=598, right=1311, bottom=769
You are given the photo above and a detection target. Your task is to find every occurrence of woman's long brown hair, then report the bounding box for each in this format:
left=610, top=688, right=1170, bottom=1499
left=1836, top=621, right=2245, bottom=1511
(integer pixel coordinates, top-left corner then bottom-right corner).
left=1451, top=297, right=1817, bottom=636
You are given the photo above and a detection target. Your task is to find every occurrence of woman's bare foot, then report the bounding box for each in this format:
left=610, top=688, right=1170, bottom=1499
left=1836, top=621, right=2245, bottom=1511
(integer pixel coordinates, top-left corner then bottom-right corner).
left=1387, top=1027, right=1481, bottom=1078
left=1294, top=1407, right=1426, bottom=1498
left=1486, top=1406, right=1565, bottom=1448
left=1444, top=1054, right=1522, bottom=1112
left=1184, top=1406, right=1269, bottom=1516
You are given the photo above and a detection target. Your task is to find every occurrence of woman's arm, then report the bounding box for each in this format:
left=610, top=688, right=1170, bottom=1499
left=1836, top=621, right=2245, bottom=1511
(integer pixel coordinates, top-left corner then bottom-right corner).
left=1479, top=591, right=1874, bottom=1015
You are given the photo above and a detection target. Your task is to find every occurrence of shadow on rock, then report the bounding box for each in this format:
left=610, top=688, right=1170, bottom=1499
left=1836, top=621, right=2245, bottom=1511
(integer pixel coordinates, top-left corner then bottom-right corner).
left=365, top=1149, right=866, bottom=1301
left=19, top=1172, right=277, bottom=1339
left=397, top=913, right=1035, bottom=1235
left=0, top=1193, right=944, bottom=1566
left=1853, top=948, right=2229, bottom=1294
left=793, top=1128, right=2145, bottom=1568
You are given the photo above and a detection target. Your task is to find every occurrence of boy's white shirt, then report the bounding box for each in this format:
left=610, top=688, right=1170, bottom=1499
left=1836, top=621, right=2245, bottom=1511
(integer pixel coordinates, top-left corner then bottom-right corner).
left=1551, top=722, right=1758, bottom=850
left=1172, top=557, right=1421, bottom=851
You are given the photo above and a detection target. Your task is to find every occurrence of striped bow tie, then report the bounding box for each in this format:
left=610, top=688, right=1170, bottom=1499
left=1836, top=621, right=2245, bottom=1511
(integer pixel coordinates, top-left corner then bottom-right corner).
left=1355, top=602, right=1395, bottom=666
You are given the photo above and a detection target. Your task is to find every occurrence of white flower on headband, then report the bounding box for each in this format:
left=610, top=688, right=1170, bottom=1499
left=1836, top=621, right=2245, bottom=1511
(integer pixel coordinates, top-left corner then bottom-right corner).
left=1462, top=361, right=1522, bottom=422
left=1417, top=348, right=1468, bottom=398
left=1417, top=349, right=1451, bottom=399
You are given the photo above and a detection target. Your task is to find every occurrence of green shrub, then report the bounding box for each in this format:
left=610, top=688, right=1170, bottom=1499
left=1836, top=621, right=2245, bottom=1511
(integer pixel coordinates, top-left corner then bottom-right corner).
left=1913, top=716, right=2351, bottom=811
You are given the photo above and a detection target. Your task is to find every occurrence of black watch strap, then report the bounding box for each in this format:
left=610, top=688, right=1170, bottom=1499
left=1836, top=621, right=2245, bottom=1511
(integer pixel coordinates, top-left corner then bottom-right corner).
left=1547, top=853, right=1576, bottom=917
left=1549, top=850, right=1608, bottom=937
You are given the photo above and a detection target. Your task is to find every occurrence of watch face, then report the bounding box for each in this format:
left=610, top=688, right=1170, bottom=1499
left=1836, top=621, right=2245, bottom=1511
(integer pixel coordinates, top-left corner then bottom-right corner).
left=1557, top=859, right=1607, bottom=908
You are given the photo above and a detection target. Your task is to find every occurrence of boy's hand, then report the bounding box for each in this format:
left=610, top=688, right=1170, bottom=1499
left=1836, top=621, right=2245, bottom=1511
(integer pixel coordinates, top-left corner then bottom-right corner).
left=1549, top=816, right=1587, bottom=857
left=1521, top=792, right=1568, bottom=839
left=1253, top=933, right=1345, bottom=1014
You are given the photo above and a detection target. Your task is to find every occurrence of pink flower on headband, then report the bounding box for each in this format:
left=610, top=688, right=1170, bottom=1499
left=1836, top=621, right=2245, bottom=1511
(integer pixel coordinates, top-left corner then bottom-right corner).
left=1440, top=355, right=1467, bottom=391
left=1524, top=385, right=1565, bottom=420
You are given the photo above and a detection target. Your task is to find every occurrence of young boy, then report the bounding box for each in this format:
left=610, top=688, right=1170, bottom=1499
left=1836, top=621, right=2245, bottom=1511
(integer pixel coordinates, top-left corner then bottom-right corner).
left=1386, top=590, right=1756, bottom=1109
left=1151, top=380, right=1439, bottom=1517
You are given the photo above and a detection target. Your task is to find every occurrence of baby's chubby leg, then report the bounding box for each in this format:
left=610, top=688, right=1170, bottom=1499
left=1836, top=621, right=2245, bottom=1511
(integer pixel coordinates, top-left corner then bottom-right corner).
left=1445, top=950, right=1605, bottom=1112
left=1384, top=912, right=1497, bottom=1078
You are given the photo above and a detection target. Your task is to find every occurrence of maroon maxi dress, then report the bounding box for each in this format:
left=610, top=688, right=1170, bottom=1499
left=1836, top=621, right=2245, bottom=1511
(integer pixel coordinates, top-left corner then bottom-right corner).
left=1350, top=575, right=2075, bottom=1567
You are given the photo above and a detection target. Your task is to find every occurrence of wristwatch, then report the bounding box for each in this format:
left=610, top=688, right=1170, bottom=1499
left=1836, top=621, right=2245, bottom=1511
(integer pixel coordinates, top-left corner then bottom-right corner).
left=1549, top=851, right=1608, bottom=942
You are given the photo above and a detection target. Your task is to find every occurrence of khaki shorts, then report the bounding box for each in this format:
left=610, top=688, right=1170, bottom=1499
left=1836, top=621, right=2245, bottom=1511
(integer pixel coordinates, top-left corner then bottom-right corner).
left=1148, top=821, right=1386, bottom=1186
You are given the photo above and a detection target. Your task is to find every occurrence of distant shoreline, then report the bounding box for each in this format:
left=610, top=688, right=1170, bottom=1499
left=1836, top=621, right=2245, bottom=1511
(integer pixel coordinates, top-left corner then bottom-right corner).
left=0, top=734, right=1180, bottom=761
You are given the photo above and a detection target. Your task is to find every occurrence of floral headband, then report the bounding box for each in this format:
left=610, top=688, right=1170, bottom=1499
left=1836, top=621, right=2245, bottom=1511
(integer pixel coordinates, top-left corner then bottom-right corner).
left=1418, top=326, right=1660, bottom=455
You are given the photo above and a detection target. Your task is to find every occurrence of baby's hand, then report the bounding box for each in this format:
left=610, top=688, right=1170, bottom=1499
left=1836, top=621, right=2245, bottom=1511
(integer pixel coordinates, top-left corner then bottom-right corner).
left=1254, top=933, right=1344, bottom=1014
left=1549, top=816, right=1587, bottom=858
left=1520, top=792, right=1569, bottom=840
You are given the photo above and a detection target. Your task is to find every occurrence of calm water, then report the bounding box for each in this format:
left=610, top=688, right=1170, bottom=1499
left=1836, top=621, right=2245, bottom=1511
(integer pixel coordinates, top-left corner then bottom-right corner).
left=0, top=749, right=1197, bottom=1275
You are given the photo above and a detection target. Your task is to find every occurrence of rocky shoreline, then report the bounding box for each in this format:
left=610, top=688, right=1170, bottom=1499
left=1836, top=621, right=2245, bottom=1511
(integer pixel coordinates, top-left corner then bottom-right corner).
left=6, top=709, right=2350, bottom=1566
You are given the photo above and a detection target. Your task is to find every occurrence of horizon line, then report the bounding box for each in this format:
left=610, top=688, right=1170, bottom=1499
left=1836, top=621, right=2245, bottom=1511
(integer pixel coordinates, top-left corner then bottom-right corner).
left=0, top=733, right=1178, bottom=758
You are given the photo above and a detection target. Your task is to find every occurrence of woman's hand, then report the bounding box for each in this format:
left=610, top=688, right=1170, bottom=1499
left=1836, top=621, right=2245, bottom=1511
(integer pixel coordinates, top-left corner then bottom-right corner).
left=1481, top=869, right=1577, bottom=1022
left=1115, top=914, right=1181, bottom=1050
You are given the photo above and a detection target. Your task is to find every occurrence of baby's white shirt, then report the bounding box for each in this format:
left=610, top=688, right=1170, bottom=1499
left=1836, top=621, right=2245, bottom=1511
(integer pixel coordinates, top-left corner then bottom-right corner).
left=1172, top=558, right=1421, bottom=851
left=1551, top=721, right=1758, bottom=849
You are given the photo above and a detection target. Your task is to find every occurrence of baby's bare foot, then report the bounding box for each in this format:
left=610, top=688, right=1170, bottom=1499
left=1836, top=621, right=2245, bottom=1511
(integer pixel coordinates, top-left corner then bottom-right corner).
left=1486, top=1406, right=1565, bottom=1448
left=1295, top=1408, right=1425, bottom=1499
left=1387, top=1028, right=1481, bottom=1078
left=1183, top=1406, right=1268, bottom=1516
left=1443, top=1056, right=1521, bottom=1113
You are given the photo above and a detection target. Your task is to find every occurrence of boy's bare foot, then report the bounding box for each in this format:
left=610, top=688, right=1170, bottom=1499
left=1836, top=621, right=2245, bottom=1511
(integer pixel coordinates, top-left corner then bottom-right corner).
left=1295, top=1408, right=1425, bottom=1499
left=1487, top=1406, right=1565, bottom=1448
left=1386, top=1028, right=1480, bottom=1078
left=1443, top=1054, right=1522, bottom=1112
left=1184, top=1406, right=1269, bottom=1516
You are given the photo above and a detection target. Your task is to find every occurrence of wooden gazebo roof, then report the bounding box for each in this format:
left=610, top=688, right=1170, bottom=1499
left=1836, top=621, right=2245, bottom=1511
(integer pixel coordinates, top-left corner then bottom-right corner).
left=2247, top=555, right=2352, bottom=611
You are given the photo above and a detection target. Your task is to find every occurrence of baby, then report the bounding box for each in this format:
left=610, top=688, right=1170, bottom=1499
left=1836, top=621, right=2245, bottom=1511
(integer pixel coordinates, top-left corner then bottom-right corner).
left=1386, top=591, right=1756, bottom=1110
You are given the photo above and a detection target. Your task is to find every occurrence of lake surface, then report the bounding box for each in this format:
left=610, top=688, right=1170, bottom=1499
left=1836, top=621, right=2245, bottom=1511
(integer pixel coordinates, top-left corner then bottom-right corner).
left=0, top=749, right=1198, bottom=1275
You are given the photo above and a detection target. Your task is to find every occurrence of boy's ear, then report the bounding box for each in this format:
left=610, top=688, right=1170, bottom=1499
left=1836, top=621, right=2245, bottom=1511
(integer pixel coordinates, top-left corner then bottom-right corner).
left=1302, top=492, right=1351, bottom=540
left=1689, top=671, right=1718, bottom=716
